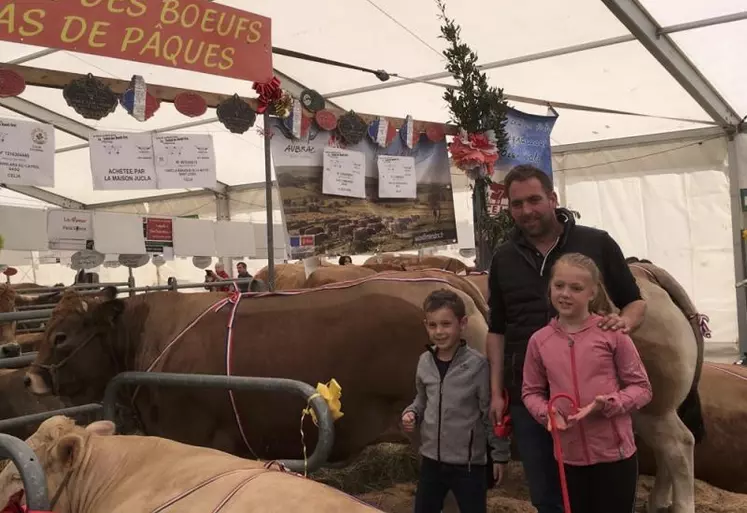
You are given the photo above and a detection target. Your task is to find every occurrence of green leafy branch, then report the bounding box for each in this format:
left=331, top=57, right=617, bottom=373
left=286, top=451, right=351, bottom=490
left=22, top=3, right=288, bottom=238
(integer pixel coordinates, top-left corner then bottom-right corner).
left=436, top=0, right=514, bottom=252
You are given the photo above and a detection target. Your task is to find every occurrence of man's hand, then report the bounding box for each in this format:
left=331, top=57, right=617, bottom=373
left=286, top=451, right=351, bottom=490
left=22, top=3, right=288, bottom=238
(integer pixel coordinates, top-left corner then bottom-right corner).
left=490, top=393, right=506, bottom=426
left=492, top=462, right=505, bottom=487
left=401, top=412, right=416, bottom=432
left=597, top=313, right=630, bottom=333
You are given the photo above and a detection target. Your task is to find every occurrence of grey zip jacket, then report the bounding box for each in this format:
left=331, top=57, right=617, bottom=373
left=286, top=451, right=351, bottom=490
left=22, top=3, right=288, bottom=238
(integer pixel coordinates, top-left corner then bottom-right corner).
left=403, top=341, right=511, bottom=465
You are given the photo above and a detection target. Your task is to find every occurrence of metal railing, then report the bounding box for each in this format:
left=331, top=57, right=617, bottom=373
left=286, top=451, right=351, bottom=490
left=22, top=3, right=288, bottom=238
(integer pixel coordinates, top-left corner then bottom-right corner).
left=12, top=282, right=129, bottom=295
left=0, top=354, right=37, bottom=369
left=0, top=371, right=335, bottom=474
left=0, top=434, right=50, bottom=510
left=0, top=278, right=258, bottom=324
left=102, top=372, right=334, bottom=473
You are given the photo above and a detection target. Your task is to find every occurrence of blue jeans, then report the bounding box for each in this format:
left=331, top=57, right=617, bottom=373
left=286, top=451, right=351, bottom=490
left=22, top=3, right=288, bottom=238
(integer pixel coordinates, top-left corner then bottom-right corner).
left=511, top=401, right=564, bottom=513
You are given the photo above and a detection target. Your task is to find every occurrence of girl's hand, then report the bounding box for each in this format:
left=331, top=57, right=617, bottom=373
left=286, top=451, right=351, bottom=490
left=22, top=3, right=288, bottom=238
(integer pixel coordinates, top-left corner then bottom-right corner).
left=545, top=407, right=568, bottom=431
left=568, top=396, right=607, bottom=423
left=492, top=462, right=505, bottom=487
left=401, top=412, right=416, bottom=432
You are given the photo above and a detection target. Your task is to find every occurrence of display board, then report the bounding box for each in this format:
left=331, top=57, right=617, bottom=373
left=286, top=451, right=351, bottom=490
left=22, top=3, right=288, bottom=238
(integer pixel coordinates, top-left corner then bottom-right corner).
left=270, top=118, right=458, bottom=259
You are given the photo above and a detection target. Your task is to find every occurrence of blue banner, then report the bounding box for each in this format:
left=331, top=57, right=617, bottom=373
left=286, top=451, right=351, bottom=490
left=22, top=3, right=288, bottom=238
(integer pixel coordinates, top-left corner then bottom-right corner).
left=499, top=106, right=558, bottom=178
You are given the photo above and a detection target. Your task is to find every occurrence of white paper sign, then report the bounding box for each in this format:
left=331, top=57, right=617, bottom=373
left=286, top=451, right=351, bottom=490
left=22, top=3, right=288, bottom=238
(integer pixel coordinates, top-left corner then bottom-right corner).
left=322, top=147, right=365, bottom=199
left=377, top=155, right=417, bottom=199
left=0, top=117, right=55, bottom=186
left=47, top=210, right=93, bottom=251
left=153, top=134, right=217, bottom=189
left=89, top=132, right=157, bottom=190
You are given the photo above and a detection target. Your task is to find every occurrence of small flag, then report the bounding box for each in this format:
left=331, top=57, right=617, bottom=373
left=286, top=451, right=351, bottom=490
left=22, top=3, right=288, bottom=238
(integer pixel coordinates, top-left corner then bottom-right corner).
left=367, top=117, right=396, bottom=148
left=399, top=115, right=418, bottom=149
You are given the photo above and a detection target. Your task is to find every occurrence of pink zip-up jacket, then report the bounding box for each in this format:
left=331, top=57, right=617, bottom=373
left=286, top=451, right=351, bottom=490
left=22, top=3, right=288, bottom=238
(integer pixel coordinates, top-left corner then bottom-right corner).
left=522, top=314, right=652, bottom=466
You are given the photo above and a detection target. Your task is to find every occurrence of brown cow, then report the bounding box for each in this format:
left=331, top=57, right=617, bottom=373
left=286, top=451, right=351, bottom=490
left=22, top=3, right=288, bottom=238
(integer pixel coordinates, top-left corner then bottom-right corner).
left=0, top=416, right=383, bottom=513
left=0, top=369, right=74, bottom=440
left=0, top=284, right=62, bottom=347
left=363, top=253, right=468, bottom=273
left=304, top=266, right=376, bottom=288
left=634, top=362, right=747, bottom=495
left=254, top=262, right=334, bottom=290
left=23, top=278, right=488, bottom=465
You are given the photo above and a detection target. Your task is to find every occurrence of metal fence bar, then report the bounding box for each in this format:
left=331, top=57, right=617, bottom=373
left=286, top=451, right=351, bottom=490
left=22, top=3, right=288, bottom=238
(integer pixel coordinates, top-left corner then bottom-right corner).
left=0, top=354, right=38, bottom=368
left=102, top=372, right=334, bottom=473
left=1, top=278, right=258, bottom=323
left=0, top=434, right=50, bottom=511
left=0, top=404, right=103, bottom=432
left=13, top=282, right=129, bottom=294
left=0, top=309, right=55, bottom=323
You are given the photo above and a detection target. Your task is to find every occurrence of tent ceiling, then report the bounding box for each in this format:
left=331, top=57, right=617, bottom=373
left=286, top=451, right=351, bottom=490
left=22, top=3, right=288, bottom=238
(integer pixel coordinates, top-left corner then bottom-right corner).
left=0, top=0, right=743, bottom=209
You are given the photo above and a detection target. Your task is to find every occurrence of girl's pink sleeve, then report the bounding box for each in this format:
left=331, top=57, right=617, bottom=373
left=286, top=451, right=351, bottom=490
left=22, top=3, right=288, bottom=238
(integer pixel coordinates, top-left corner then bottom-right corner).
left=600, top=331, right=653, bottom=417
left=521, top=335, right=549, bottom=425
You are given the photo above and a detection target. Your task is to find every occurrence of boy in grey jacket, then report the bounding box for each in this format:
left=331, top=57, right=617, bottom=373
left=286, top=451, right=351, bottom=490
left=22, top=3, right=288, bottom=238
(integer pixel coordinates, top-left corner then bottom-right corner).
left=402, top=289, right=510, bottom=513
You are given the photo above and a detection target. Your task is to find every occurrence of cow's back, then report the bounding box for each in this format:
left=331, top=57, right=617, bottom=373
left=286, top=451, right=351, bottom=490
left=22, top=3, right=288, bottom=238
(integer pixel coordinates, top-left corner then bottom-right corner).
left=629, top=268, right=697, bottom=415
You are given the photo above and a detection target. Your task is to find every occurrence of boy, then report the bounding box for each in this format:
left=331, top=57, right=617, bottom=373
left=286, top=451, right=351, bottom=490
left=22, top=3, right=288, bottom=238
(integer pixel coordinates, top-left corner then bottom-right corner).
left=402, top=289, right=510, bottom=513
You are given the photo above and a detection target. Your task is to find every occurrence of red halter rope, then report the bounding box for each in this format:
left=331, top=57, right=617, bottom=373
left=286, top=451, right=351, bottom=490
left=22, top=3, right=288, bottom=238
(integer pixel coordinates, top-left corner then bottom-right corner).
left=547, top=393, right=578, bottom=513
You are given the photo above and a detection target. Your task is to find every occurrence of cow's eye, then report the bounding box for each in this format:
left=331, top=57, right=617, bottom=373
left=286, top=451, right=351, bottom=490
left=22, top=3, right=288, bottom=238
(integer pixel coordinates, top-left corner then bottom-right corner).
left=53, top=333, right=67, bottom=346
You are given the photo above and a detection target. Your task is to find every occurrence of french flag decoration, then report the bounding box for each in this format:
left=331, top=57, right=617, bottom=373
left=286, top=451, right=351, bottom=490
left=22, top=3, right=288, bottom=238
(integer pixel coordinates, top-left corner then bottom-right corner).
left=282, top=98, right=311, bottom=139
left=399, top=114, right=418, bottom=149
left=120, top=75, right=159, bottom=121
left=367, top=117, right=396, bottom=148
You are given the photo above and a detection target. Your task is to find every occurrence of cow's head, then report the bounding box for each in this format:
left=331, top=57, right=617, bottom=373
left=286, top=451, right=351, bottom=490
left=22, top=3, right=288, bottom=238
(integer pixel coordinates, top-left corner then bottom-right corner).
left=25, top=287, right=121, bottom=403
left=0, top=416, right=115, bottom=512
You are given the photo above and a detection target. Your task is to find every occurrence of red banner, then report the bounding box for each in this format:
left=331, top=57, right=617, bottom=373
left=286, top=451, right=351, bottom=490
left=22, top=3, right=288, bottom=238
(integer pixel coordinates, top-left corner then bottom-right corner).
left=0, top=0, right=273, bottom=83
left=145, top=217, right=173, bottom=241
left=487, top=182, right=508, bottom=216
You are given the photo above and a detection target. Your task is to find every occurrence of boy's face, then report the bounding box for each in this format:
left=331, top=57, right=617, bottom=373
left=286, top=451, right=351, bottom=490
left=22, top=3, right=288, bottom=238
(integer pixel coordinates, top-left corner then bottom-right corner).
left=424, top=307, right=466, bottom=352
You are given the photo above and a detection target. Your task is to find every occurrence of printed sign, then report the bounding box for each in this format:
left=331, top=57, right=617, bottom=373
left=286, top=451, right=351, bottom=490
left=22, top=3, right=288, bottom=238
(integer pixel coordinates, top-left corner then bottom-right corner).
left=118, top=254, right=149, bottom=268
left=377, top=155, right=416, bottom=199
left=142, top=217, right=173, bottom=253
left=89, top=132, right=157, bottom=190
left=322, top=147, right=366, bottom=199
left=0, top=117, right=55, bottom=186
left=0, top=0, right=273, bottom=82
left=47, top=210, right=93, bottom=251
left=153, top=134, right=216, bottom=189
left=71, top=249, right=104, bottom=270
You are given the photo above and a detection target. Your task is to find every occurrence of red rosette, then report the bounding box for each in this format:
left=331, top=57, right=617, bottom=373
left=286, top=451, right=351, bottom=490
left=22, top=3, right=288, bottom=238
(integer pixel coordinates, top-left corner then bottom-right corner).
left=174, top=92, right=207, bottom=117
left=315, top=110, right=338, bottom=131
left=425, top=123, right=445, bottom=142
left=0, top=69, right=26, bottom=98
left=2, top=267, right=17, bottom=277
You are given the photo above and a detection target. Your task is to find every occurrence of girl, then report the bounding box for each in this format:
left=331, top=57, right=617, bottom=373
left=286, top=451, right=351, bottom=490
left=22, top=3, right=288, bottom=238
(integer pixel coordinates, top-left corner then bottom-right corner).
left=522, top=252, right=652, bottom=513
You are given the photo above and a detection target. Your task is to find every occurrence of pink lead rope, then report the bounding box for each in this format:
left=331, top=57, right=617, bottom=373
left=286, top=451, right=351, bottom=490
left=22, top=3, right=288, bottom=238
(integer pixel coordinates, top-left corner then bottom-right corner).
left=547, top=393, right=578, bottom=513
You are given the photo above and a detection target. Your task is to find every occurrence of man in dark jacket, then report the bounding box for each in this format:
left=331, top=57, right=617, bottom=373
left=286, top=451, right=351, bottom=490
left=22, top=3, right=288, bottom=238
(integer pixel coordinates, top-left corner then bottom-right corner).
left=486, top=164, right=646, bottom=513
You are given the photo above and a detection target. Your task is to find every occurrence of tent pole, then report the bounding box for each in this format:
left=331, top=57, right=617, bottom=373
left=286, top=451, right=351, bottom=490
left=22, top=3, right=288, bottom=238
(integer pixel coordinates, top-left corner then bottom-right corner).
left=263, top=113, right=275, bottom=291
left=728, top=135, right=747, bottom=357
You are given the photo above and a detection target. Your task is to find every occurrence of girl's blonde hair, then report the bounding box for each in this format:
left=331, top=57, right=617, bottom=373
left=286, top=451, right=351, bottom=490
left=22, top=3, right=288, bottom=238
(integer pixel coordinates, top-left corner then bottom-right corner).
left=550, top=252, right=613, bottom=315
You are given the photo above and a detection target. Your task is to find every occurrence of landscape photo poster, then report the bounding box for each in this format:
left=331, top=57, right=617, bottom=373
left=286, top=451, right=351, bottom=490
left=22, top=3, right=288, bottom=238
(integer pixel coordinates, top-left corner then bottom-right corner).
left=269, top=118, right=458, bottom=259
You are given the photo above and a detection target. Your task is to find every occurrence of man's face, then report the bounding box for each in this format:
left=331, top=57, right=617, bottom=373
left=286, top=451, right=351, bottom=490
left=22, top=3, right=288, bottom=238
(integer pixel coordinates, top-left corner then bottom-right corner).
left=508, top=177, right=558, bottom=238
left=237, top=264, right=246, bottom=273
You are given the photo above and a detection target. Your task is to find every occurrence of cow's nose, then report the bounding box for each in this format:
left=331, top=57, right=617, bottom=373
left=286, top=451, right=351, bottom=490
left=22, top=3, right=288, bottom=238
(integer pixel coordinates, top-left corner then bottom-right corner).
left=22, top=375, right=31, bottom=388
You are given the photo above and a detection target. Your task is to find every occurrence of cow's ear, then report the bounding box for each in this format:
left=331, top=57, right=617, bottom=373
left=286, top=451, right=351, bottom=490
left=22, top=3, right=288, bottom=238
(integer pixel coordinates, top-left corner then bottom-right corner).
left=101, top=286, right=118, bottom=301
left=55, top=434, right=85, bottom=467
left=85, top=420, right=116, bottom=437
left=94, top=299, right=126, bottom=326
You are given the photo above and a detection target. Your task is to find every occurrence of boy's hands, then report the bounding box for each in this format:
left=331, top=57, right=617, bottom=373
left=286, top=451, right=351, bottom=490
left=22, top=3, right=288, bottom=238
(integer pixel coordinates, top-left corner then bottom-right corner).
left=492, top=462, right=505, bottom=487
left=401, top=412, right=416, bottom=432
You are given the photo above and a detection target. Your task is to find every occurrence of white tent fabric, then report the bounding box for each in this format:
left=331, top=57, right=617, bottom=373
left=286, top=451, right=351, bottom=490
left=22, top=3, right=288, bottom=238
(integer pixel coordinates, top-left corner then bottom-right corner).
left=0, top=1, right=745, bottom=347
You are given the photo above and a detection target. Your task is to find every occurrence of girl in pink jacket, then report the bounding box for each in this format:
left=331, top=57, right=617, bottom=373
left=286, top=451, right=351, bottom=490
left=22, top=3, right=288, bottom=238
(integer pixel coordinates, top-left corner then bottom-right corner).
left=522, top=252, right=652, bottom=513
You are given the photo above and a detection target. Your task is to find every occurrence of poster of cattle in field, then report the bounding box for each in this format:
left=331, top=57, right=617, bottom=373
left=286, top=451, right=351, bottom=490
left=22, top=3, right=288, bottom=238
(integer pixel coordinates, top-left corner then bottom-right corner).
left=270, top=118, right=458, bottom=259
